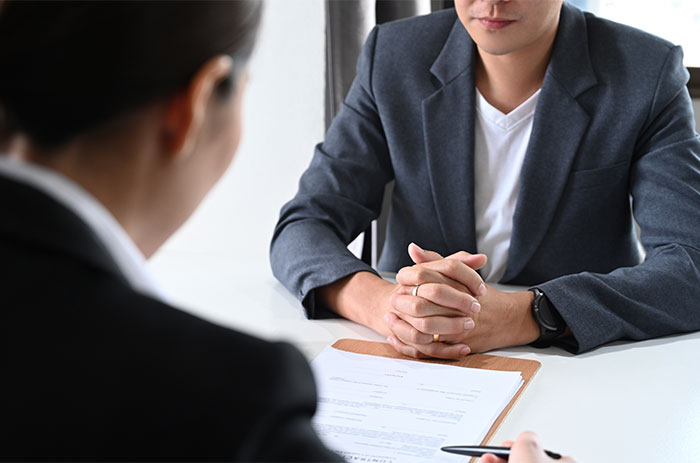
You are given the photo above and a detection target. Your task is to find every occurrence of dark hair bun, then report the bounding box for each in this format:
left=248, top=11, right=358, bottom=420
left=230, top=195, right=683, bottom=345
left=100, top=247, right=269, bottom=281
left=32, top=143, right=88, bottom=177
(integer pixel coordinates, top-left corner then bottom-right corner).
left=0, top=0, right=261, bottom=147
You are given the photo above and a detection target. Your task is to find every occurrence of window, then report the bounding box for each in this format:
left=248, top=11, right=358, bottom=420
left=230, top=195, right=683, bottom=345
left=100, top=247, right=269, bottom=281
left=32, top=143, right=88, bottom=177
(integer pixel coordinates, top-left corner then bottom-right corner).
left=569, top=0, right=700, bottom=97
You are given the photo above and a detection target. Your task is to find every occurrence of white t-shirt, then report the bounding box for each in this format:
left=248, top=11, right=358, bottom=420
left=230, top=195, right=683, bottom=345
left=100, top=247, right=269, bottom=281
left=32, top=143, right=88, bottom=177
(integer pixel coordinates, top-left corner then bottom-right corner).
left=474, top=88, right=540, bottom=282
left=0, top=155, right=167, bottom=302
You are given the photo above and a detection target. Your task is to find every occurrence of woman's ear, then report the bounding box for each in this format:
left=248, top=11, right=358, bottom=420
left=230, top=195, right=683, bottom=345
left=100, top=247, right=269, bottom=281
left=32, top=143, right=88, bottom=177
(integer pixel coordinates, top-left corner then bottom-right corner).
left=161, top=55, right=234, bottom=160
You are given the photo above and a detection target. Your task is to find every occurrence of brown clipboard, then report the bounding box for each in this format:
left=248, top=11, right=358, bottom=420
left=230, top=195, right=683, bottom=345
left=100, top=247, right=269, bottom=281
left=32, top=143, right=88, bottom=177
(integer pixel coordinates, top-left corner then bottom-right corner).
left=331, top=338, right=541, bottom=453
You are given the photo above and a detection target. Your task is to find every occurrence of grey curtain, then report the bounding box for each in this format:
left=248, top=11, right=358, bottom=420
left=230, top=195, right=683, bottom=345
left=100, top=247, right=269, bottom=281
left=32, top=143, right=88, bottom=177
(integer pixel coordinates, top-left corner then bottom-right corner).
left=325, top=0, right=454, bottom=266
left=325, top=0, right=452, bottom=129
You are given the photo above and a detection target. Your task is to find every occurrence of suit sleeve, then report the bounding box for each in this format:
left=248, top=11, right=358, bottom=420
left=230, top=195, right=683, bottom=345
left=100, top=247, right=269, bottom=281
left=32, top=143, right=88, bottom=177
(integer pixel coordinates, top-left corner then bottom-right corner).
left=538, top=45, right=700, bottom=353
left=270, top=26, right=393, bottom=319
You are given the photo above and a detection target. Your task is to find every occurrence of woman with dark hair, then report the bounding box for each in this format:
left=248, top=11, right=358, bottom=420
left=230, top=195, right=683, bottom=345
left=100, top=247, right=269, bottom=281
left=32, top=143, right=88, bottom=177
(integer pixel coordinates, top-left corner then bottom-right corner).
left=0, top=1, right=341, bottom=460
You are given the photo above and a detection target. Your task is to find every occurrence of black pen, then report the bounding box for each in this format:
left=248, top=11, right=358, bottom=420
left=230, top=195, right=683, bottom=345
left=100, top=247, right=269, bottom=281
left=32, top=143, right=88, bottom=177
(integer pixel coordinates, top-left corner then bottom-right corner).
left=441, top=445, right=561, bottom=460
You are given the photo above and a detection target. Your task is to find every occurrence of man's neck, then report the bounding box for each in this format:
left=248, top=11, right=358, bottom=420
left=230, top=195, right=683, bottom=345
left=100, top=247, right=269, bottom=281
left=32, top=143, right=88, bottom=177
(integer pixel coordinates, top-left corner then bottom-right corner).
left=475, top=27, right=558, bottom=114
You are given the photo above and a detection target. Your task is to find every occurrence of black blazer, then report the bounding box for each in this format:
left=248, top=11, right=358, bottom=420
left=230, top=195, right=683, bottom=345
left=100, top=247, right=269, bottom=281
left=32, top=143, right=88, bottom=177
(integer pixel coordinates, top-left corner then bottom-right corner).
left=0, top=174, right=341, bottom=462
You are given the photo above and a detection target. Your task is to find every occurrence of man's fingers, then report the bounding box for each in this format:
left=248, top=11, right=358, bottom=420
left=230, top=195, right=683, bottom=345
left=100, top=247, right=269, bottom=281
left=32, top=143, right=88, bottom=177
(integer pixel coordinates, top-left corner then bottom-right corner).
left=386, top=334, right=470, bottom=360
left=407, top=242, right=443, bottom=264
left=412, top=339, right=471, bottom=358
left=386, top=336, right=429, bottom=358
left=446, top=250, right=488, bottom=271
left=415, top=283, right=482, bottom=314
left=385, top=312, right=433, bottom=344
left=396, top=267, right=471, bottom=294
left=386, top=313, right=472, bottom=359
left=395, top=312, right=475, bottom=336
left=390, top=293, right=466, bottom=318
left=390, top=284, right=481, bottom=316
left=397, top=259, right=486, bottom=297
left=408, top=243, right=489, bottom=272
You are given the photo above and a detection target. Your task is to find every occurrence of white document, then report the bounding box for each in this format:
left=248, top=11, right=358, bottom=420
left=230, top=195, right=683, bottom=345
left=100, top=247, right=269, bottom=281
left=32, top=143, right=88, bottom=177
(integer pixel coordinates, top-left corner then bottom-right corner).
left=311, top=346, right=523, bottom=463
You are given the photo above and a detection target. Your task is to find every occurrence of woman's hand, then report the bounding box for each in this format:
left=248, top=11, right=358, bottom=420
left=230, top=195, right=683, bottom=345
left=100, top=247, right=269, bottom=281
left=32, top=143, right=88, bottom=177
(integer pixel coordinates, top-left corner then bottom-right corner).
left=481, top=431, right=577, bottom=463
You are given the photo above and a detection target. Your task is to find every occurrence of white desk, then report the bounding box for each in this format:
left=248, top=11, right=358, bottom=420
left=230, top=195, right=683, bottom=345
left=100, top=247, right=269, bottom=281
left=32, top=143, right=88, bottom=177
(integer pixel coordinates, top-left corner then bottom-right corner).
left=150, top=251, right=700, bottom=463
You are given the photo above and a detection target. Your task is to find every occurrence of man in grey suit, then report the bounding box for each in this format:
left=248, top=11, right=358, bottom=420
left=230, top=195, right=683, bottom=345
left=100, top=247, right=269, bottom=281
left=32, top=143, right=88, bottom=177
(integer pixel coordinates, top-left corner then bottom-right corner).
left=271, top=0, right=700, bottom=358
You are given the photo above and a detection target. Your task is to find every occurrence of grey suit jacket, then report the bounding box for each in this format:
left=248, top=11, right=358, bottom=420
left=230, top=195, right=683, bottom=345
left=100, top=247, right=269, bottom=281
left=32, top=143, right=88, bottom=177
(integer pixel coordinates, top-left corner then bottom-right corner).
left=271, top=4, right=700, bottom=353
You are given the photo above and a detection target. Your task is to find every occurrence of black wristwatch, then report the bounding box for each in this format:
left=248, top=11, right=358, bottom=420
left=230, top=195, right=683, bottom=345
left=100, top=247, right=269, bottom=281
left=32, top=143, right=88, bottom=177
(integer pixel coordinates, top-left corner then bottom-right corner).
left=529, top=288, right=566, bottom=348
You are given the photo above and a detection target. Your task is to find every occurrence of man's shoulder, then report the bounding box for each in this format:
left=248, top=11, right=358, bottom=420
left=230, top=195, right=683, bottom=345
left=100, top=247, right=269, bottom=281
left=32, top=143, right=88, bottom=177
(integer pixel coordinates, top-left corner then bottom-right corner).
left=582, top=10, right=676, bottom=65
left=554, top=6, right=684, bottom=100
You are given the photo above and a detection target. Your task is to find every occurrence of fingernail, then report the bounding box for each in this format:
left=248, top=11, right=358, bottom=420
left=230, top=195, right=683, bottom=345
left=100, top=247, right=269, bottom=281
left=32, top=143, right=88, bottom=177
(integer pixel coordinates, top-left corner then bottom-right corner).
left=464, top=319, right=475, bottom=330
left=478, top=283, right=487, bottom=296
left=471, top=301, right=481, bottom=313
left=387, top=336, right=394, bottom=345
left=384, top=313, right=391, bottom=324
left=460, top=346, right=470, bottom=356
left=410, top=242, right=424, bottom=253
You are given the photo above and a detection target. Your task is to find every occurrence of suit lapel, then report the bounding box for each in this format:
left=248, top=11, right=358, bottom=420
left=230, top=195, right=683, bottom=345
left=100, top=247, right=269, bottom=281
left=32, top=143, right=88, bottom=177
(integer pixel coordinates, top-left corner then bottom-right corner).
left=422, top=19, right=479, bottom=254
left=502, top=3, right=597, bottom=282
left=501, top=80, right=591, bottom=282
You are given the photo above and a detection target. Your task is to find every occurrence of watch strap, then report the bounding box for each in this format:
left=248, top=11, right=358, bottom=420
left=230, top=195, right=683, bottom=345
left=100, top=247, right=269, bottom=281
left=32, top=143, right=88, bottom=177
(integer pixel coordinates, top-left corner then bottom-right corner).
left=530, top=288, right=566, bottom=348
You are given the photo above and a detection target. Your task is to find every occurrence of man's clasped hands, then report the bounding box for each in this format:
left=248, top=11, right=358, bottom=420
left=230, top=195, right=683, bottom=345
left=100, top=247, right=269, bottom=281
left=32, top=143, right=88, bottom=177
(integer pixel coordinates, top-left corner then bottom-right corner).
left=383, top=243, right=539, bottom=359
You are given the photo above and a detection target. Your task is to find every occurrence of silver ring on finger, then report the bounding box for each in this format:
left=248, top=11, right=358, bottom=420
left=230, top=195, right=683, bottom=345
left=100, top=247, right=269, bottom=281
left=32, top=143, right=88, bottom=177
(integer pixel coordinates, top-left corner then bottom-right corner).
left=412, top=284, right=421, bottom=297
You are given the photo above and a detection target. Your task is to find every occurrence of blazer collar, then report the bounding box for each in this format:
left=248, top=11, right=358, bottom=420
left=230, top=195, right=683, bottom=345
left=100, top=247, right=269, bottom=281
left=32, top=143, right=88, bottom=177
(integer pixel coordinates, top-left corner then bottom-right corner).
left=429, top=17, right=475, bottom=86
left=546, top=2, right=597, bottom=99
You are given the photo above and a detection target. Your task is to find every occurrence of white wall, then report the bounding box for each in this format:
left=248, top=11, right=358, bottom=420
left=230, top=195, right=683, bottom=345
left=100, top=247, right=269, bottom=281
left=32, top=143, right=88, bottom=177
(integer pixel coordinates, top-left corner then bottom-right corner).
left=150, top=0, right=325, bottom=265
